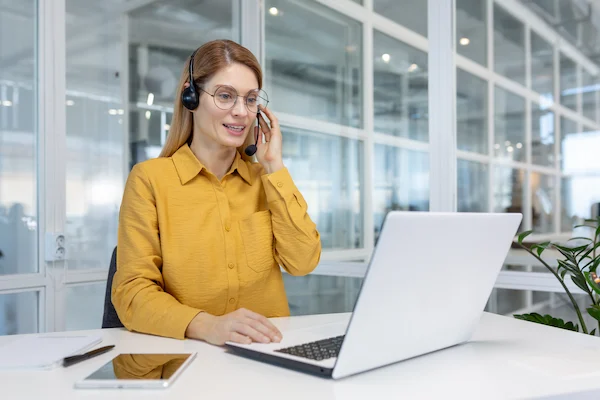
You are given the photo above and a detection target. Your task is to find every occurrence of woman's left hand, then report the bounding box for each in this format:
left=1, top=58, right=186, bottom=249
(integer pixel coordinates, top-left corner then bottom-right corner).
left=255, top=105, right=285, bottom=174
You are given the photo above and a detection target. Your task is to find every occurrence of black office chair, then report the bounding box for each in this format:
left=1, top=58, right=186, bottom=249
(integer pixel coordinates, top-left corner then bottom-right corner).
left=102, top=246, right=124, bottom=328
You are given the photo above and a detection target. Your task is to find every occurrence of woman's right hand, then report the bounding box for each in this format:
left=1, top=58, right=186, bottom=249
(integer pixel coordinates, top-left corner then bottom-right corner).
left=185, top=308, right=282, bottom=345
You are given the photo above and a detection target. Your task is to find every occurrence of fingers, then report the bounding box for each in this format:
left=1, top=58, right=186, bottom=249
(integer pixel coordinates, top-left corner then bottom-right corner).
left=258, top=105, right=279, bottom=131
left=229, top=331, right=251, bottom=345
left=244, top=318, right=281, bottom=343
left=257, top=112, right=271, bottom=143
left=234, top=321, right=271, bottom=344
left=242, top=309, right=282, bottom=341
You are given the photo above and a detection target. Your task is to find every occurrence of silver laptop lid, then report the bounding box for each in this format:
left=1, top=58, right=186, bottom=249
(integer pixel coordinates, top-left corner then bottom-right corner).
left=332, top=211, right=522, bottom=379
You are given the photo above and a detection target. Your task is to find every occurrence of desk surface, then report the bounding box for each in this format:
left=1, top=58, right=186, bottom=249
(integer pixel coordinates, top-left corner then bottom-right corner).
left=1, top=312, right=600, bottom=399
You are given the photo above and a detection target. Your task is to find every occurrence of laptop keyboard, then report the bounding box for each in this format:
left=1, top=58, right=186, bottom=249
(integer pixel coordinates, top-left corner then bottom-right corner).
left=274, top=335, right=345, bottom=361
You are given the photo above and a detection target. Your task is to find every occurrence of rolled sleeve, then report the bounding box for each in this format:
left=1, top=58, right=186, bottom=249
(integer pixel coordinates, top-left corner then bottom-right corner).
left=261, top=167, right=322, bottom=276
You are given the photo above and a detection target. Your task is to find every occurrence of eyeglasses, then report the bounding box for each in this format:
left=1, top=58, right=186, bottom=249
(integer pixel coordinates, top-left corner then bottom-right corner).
left=199, top=85, right=269, bottom=113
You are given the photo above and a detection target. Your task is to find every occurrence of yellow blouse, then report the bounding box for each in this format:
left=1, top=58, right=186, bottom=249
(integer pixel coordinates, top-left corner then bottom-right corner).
left=112, top=144, right=321, bottom=339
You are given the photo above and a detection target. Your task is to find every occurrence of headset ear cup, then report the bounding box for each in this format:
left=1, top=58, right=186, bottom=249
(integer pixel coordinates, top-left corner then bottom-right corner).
left=181, top=85, right=199, bottom=110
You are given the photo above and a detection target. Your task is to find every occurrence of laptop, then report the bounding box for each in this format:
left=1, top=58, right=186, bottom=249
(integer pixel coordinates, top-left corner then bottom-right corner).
left=226, top=211, right=522, bottom=379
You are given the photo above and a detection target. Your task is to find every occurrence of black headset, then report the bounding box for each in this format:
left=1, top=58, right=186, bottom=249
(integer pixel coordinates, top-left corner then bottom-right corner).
left=181, top=50, right=200, bottom=111
left=181, top=49, right=259, bottom=156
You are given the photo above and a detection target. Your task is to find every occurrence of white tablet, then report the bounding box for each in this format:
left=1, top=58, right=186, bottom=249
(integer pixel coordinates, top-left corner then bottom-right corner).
left=74, top=353, right=196, bottom=389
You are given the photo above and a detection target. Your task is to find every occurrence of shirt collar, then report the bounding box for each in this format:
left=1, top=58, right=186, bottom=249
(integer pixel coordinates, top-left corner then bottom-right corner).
left=172, top=144, right=252, bottom=185
left=230, top=150, right=253, bottom=185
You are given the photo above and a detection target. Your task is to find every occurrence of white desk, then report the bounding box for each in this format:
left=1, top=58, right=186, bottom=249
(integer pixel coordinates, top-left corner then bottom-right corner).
left=1, top=312, right=600, bottom=399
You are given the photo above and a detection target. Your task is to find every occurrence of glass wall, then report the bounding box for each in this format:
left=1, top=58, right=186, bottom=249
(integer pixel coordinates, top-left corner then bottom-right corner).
left=457, top=69, right=487, bottom=154
left=281, top=128, right=364, bottom=250
left=265, top=0, right=362, bottom=128
left=494, top=4, right=525, bottom=86
left=0, top=291, right=38, bottom=335
left=373, top=0, right=427, bottom=37
left=373, top=31, right=428, bottom=141
left=458, top=0, right=600, bottom=319
left=373, top=146, right=428, bottom=242
left=128, top=0, right=239, bottom=164
left=3, top=0, right=600, bottom=335
left=0, top=1, right=37, bottom=277
left=456, top=0, right=486, bottom=66
left=65, top=4, right=123, bottom=271
left=0, top=0, right=38, bottom=336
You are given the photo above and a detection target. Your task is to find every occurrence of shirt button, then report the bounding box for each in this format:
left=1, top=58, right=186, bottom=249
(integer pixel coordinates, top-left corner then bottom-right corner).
left=228, top=263, right=235, bottom=269
left=229, top=298, right=235, bottom=304
left=277, top=181, right=283, bottom=188
left=225, top=223, right=231, bottom=231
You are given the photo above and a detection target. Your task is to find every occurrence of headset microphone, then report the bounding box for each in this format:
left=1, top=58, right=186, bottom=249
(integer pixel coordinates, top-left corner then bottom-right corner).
left=244, top=113, right=260, bottom=156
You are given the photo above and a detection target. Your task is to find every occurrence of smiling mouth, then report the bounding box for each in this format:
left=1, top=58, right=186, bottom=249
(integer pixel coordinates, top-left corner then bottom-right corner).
left=223, top=124, right=245, bottom=132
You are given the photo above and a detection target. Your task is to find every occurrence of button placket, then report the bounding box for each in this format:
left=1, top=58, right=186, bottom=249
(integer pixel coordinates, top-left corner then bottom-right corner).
left=216, top=181, right=238, bottom=312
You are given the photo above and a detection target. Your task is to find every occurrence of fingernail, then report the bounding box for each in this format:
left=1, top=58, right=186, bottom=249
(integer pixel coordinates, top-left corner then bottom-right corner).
left=263, top=336, right=270, bottom=343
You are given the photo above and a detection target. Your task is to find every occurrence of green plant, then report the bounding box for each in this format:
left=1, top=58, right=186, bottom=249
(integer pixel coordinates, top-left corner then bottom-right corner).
left=514, top=217, right=600, bottom=336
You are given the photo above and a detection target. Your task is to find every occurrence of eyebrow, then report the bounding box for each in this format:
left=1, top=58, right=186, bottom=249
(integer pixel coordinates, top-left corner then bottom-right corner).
left=212, top=84, right=259, bottom=94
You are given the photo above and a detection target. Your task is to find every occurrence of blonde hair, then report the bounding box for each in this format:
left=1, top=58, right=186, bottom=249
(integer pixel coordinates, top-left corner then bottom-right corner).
left=159, top=40, right=262, bottom=161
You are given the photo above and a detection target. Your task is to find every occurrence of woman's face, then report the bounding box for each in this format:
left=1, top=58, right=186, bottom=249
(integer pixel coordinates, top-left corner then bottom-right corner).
left=193, top=63, right=259, bottom=150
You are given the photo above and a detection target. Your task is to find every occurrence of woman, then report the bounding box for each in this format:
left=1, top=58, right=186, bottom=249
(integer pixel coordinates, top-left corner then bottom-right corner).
left=112, top=40, right=322, bottom=345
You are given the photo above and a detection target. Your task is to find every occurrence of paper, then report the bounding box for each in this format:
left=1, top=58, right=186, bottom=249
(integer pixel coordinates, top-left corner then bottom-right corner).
left=0, top=334, right=102, bottom=370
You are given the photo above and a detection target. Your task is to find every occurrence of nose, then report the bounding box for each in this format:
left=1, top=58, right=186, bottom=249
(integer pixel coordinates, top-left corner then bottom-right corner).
left=231, top=97, right=248, bottom=117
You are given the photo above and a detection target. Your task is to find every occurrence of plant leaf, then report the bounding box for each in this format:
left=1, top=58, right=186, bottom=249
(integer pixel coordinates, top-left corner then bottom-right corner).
left=553, top=245, right=579, bottom=264
left=560, top=269, right=568, bottom=280
left=532, top=241, right=551, bottom=256
left=553, top=244, right=576, bottom=254
left=587, top=305, right=600, bottom=322
left=568, top=237, right=594, bottom=242
left=557, top=259, right=578, bottom=275
left=590, top=329, right=597, bottom=336
left=571, top=274, right=590, bottom=294
left=574, top=224, right=594, bottom=229
left=517, top=230, right=533, bottom=245
left=513, top=313, right=579, bottom=332
left=592, top=258, right=600, bottom=274
left=579, top=242, right=600, bottom=262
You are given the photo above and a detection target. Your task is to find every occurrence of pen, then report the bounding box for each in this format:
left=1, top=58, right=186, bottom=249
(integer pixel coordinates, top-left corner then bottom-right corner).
left=62, top=345, right=115, bottom=368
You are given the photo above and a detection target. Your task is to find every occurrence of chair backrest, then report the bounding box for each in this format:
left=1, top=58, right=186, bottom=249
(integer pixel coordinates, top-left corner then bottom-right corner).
left=102, top=246, right=124, bottom=328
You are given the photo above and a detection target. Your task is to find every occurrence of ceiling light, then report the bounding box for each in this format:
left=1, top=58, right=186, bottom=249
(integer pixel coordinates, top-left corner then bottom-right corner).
left=66, top=100, right=75, bottom=106
left=516, top=142, right=523, bottom=149
left=408, top=63, right=418, bottom=72
left=505, top=140, right=511, bottom=146
left=459, top=37, right=470, bottom=46
left=494, top=144, right=500, bottom=149
left=1, top=100, right=13, bottom=106
left=145, top=110, right=151, bottom=120
left=269, top=7, right=279, bottom=16
left=381, top=53, right=390, bottom=63
left=118, top=109, right=124, bottom=115
left=108, top=109, right=118, bottom=115
left=147, top=93, right=154, bottom=106
left=507, top=146, right=514, bottom=153
left=164, top=124, right=171, bottom=130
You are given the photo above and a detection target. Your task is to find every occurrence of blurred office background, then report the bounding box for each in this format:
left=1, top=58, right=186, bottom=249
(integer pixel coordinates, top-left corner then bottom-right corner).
left=1, top=0, right=600, bottom=335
